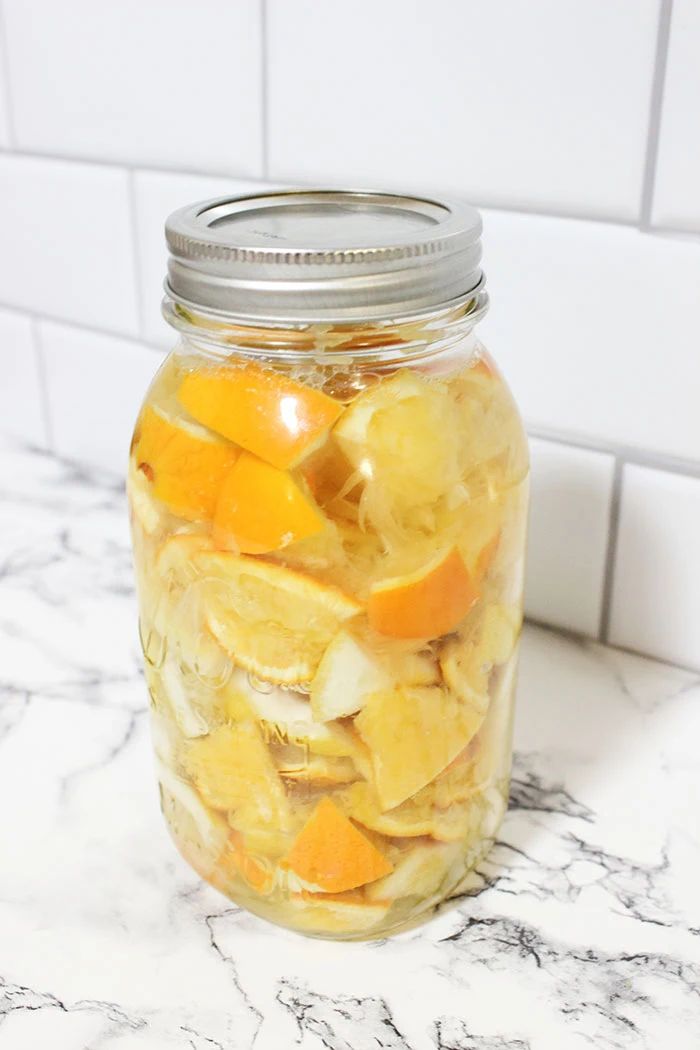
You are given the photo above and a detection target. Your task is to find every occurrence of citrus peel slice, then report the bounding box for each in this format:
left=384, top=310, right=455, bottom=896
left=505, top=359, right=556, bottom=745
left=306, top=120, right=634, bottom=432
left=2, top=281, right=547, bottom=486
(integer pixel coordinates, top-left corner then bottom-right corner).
left=287, top=890, right=391, bottom=933
left=225, top=668, right=368, bottom=767
left=184, top=723, right=291, bottom=829
left=132, top=404, right=238, bottom=522
left=368, top=547, right=478, bottom=639
left=213, top=450, right=324, bottom=554
left=193, top=551, right=362, bottom=684
left=345, top=781, right=486, bottom=842
left=366, top=841, right=462, bottom=901
left=334, top=370, right=461, bottom=509
left=281, top=796, right=393, bottom=893
left=440, top=603, right=521, bottom=710
left=310, top=630, right=389, bottom=722
left=355, top=685, right=485, bottom=809
left=178, top=362, right=343, bottom=469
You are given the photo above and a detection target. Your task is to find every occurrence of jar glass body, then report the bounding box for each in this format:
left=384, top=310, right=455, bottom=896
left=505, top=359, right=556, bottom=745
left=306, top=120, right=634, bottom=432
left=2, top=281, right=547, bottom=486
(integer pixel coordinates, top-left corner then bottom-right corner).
left=128, top=304, right=529, bottom=939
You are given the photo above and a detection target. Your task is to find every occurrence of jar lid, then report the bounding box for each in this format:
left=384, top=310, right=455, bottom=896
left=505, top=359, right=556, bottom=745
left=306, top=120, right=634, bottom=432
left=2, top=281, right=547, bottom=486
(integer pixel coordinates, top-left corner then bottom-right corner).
left=164, top=189, right=483, bottom=324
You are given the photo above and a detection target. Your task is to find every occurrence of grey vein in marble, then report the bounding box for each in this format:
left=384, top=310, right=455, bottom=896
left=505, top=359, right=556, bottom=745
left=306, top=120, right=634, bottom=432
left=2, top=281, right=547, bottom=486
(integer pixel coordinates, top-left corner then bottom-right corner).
left=276, top=980, right=412, bottom=1049
left=434, top=1018, right=530, bottom=1050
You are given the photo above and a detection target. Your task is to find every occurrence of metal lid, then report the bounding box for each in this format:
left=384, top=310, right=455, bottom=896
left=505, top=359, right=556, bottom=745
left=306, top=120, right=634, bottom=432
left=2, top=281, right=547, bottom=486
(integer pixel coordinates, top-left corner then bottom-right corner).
left=164, top=189, right=484, bottom=324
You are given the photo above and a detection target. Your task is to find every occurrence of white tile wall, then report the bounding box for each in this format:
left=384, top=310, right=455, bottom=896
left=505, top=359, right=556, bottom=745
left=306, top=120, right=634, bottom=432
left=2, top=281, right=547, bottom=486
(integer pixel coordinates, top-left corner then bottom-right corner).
left=0, top=155, right=138, bottom=334
left=267, top=0, right=659, bottom=221
left=610, top=465, right=700, bottom=671
left=652, top=0, right=700, bottom=232
left=0, top=2, right=697, bottom=668
left=133, top=172, right=268, bottom=347
left=525, top=439, right=615, bottom=637
left=2, top=0, right=263, bottom=176
left=0, top=308, right=46, bottom=445
left=480, top=209, right=700, bottom=464
left=40, top=323, right=165, bottom=474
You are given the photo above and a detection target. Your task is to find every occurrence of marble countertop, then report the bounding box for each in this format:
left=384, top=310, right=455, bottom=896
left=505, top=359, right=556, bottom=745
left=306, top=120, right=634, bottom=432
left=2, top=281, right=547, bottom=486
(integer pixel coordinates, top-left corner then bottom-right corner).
left=1, top=437, right=699, bottom=1050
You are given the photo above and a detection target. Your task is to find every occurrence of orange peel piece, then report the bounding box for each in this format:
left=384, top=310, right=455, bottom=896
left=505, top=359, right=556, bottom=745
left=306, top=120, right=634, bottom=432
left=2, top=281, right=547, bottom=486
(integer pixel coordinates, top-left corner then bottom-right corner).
left=132, top=405, right=238, bottom=522
left=440, top=603, right=521, bottom=710
left=282, top=797, right=392, bottom=893
left=355, top=685, right=485, bottom=809
left=213, top=450, right=323, bottom=554
left=287, top=889, right=392, bottom=933
left=193, top=550, right=363, bottom=684
left=343, top=781, right=484, bottom=842
left=368, top=547, right=479, bottom=639
left=178, top=362, right=343, bottom=469
left=184, top=723, right=291, bottom=829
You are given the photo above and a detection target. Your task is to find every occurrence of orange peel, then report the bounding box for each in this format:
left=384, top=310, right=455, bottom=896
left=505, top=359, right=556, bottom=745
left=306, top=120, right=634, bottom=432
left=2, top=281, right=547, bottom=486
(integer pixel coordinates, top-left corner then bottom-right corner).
left=178, top=362, right=343, bottom=469
left=368, top=547, right=478, bottom=639
left=213, top=450, right=324, bottom=554
left=282, top=796, right=392, bottom=893
left=132, top=404, right=238, bottom=522
left=193, top=550, right=363, bottom=684
left=184, top=723, right=291, bottom=828
left=355, top=685, right=485, bottom=809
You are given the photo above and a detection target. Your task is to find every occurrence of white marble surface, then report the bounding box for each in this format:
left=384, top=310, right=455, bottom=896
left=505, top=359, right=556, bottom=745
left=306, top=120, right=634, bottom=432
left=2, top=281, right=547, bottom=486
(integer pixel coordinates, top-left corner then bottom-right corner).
left=1, top=436, right=699, bottom=1050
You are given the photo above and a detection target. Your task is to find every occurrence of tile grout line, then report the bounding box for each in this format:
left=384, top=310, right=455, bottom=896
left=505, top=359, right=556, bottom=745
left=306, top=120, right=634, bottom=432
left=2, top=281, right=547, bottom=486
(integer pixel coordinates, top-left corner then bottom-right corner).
left=126, top=169, right=148, bottom=340
left=259, top=0, right=269, bottom=179
left=476, top=199, right=637, bottom=230
left=241, top=165, right=647, bottom=232
left=598, top=456, right=624, bottom=644
left=0, top=0, right=17, bottom=147
left=2, top=145, right=700, bottom=242
left=527, top=423, right=700, bottom=482
left=639, top=0, right=674, bottom=229
left=0, top=145, right=268, bottom=184
left=0, top=296, right=165, bottom=353
left=29, top=317, right=54, bottom=451
left=647, top=223, right=700, bottom=243
left=524, top=617, right=700, bottom=677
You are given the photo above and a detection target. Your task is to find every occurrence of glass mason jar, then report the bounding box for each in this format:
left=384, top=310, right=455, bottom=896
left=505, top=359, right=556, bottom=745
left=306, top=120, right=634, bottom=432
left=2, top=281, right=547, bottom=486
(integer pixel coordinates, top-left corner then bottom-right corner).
left=128, top=191, right=529, bottom=940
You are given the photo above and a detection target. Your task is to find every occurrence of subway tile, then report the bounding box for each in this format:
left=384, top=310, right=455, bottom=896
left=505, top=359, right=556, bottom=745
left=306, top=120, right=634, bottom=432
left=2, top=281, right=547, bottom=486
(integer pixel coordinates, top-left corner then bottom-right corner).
left=0, top=155, right=138, bottom=334
left=609, top=465, right=700, bottom=670
left=524, top=438, right=615, bottom=637
left=40, top=322, right=165, bottom=475
left=3, top=0, right=262, bottom=175
left=267, top=0, right=659, bottom=221
left=133, top=172, right=270, bottom=347
left=0, top=308, right=46, bottom=446
left=652, top=0, right=700, bottom=231
left=480, top=209, right=700, bottom=463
